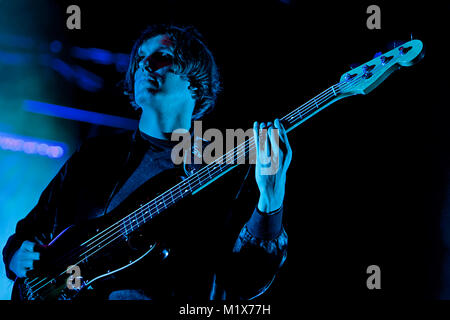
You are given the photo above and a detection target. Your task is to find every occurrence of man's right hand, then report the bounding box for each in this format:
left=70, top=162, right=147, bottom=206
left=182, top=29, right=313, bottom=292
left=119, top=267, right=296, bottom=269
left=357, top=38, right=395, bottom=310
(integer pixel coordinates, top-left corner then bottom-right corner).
left=9, top=240, right=40, bottom=278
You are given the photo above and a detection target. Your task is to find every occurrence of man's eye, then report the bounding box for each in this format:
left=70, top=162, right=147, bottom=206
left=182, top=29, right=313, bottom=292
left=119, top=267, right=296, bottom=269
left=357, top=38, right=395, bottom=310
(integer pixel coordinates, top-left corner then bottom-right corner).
left=136, top=52, right=173, bottom=71
left=152, top=52, right=173, bottom=69
left=155, top=52, right=173, bottom=61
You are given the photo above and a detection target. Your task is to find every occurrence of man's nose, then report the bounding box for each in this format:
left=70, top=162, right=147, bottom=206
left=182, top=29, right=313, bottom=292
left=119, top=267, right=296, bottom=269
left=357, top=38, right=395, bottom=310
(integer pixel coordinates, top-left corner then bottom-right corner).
left=140, top=56, right=153, bottom=73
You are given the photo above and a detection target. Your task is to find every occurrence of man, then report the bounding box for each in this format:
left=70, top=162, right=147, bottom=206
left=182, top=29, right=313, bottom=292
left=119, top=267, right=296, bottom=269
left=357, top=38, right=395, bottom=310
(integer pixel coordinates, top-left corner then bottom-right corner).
left=3, top=24, right=290, bottom=300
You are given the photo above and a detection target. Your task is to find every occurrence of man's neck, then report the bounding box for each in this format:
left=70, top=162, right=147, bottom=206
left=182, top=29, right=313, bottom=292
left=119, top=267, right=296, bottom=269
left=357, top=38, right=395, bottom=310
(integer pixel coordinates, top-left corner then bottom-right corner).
left=138, top=108, right=191, bottom=140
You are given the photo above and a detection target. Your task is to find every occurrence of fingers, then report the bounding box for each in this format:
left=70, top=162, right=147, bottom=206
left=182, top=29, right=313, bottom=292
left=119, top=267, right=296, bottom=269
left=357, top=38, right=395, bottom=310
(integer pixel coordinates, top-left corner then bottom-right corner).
left=22, top=240, right=35, bottom=252
left=21, top=241, right=40, bottom=259
left=9, top=241, right=42, bottom=278
left=23, top=259, right=35, bottom=270
left=254, top=121, right=271, bottom=164
left=276, top=119, right=292, bottom=157
left=255, top=119, right=284, bottom=149
left=253, top=121, right=259, bottom=155
left=262, top=122, right=271, bottom=158
left=268, top=124, right=280, bottom=157
left=26, top=251, right=40, bottom=261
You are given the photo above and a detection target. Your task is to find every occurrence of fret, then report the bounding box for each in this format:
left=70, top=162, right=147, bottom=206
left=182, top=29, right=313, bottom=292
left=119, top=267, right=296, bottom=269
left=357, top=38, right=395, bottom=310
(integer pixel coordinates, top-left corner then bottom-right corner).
left=129, top=216, right=134, bottom=232
left=122, top=221, right=128, bottom=237
left=159, top=197, right=166, bottom=209
left=137, top=211, right=143, bottom=227
left=148, top=206, right=154, bottom=218
left=185, top=179, right=193, bottom=194
left=215, top=163, right=223, bottom=177
left=224, top=150, right=235, bottom=163
left=173, top=185, right=181, bottom=201
left=152, top=200, right=159, bottom=214
left=173, top=186, right=179, bottom=201
left=235, top=147, right=241, bottom=164
left=180, top=181, right=190, bottom=197
left=178, top=184, right=185, bottom=199
left=313, top=97, right=319, bottom=109
left=142, top=207, right=147, bottom=224
left=195, top=170, right=202, bottom=188
left=331, top=85, right=337, bottom=96
left=206, top=166, right=212, bottom=179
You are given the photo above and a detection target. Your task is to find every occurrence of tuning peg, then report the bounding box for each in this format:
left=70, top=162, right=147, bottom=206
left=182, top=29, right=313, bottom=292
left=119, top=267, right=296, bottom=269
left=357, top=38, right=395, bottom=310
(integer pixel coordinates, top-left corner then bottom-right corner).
left=349, top=63, right=360, bottom=69
left=373, top=51, right=382, bottom=58
left=399, top=46, right=412, bottom=55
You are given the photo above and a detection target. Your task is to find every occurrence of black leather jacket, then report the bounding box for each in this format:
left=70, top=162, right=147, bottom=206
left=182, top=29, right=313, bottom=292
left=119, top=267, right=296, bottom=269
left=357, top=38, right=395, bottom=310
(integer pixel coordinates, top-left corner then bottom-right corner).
left=3, top=129, right=287, bottom=300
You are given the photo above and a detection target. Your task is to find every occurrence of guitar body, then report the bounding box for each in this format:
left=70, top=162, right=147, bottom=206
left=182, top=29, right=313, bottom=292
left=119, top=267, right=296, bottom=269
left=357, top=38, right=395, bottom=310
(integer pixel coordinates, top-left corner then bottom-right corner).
left=12, top=219, right=161, bottom=301
left=11, top=168, right=184, bottom=301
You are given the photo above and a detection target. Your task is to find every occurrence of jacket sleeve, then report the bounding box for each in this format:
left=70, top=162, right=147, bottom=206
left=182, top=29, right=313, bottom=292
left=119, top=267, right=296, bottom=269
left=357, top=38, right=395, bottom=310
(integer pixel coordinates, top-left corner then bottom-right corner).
left=2, top=146, right=81, bottom=280
left=230, top=209, right=288, bottom=299
left=215, top=166, right=288, bottom=300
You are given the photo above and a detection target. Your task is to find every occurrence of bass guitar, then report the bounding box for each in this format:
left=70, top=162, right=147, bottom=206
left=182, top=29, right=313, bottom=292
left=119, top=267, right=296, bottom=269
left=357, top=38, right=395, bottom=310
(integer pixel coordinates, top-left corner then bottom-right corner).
left=12, top=39, right=424, bottom=300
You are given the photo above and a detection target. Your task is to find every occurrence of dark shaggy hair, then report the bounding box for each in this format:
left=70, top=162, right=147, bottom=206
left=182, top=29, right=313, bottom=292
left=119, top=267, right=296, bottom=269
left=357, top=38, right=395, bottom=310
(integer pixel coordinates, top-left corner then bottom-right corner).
left=122, top=24, right=221, bottom=120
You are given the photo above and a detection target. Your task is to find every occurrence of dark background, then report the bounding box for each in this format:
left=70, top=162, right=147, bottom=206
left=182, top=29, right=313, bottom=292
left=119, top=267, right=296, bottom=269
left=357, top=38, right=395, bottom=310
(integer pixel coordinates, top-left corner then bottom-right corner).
left=2, top=0, right=449, bottom=308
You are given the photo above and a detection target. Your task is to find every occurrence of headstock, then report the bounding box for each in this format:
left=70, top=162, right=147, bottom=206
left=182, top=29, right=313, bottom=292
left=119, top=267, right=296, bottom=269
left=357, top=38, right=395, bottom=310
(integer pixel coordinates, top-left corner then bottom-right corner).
left=338, top=39, right=424, bottom=96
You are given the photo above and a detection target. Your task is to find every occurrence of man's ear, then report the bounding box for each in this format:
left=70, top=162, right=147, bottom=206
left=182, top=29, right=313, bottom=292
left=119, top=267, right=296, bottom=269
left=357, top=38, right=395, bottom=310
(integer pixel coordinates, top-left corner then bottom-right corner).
left=188, top=83, right=199, bottom=99
left=131, top=101, right=143, bottom=115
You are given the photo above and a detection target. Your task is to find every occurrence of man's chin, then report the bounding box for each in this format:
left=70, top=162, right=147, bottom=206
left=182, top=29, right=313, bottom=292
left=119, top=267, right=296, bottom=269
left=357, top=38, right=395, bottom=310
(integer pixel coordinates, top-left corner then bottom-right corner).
left=135, top=90, right=157, bottom=105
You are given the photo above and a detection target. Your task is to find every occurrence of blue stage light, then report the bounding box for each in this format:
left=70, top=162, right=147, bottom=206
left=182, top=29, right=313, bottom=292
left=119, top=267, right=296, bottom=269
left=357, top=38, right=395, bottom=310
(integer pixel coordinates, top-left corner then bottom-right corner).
left=23, top=100, right=138, bottom=130
left=0, top=132, right=66, bottom=159
left=50, top=40, right=63, bottom=54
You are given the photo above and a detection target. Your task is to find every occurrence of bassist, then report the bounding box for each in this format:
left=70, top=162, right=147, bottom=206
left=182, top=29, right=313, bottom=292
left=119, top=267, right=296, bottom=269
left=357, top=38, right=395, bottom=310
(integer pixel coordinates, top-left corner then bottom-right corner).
left=3, top=24, right=290, bottom=300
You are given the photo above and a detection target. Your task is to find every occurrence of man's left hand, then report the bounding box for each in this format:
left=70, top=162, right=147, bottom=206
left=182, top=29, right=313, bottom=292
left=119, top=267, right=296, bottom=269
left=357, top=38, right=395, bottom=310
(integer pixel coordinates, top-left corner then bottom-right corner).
left=253, top=118, right=292, bottom=213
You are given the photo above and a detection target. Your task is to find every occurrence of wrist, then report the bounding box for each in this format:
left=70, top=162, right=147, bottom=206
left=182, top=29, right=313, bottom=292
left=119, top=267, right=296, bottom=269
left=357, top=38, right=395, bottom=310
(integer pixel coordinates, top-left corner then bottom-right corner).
left=258, top=194, right=283, bottom=213
left=247, top=206, right=283, bottom=240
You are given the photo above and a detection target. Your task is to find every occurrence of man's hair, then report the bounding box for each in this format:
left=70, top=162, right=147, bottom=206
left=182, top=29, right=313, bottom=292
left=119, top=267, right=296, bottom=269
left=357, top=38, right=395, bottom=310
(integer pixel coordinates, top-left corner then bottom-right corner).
left=122, top=24, right=221, bottom=120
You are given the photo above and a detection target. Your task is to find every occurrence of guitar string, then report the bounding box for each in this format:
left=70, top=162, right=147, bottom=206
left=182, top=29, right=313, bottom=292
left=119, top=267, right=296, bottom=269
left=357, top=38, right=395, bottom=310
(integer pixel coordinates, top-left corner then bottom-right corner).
left=26, top=71, right=365, bottom=295
left=27, top=58, right=391, bottom=295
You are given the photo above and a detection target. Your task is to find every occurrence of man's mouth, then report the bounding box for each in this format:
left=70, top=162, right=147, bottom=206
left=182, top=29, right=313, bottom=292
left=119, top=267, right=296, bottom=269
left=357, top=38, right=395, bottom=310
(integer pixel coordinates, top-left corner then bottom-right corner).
left=137, top=76, right=160, bottom=91
left=136, top=71, right=161, bottom=90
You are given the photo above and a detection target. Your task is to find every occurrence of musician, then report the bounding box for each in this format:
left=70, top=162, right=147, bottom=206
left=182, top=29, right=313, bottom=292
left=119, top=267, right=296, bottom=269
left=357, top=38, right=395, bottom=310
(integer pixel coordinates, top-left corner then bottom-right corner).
left=3, top=24, right=290, bottom=300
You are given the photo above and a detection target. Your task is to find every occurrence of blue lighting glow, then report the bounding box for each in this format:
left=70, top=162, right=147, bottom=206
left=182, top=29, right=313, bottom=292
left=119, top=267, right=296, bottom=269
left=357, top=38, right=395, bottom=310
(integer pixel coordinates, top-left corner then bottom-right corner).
left=45, top=58, right=104, bottom=92
left=49, top=40, right=63, bottom=54
left=71, top=47, right=114, bottom=65
left=0, top=132, right=66, bottom=158
left=0, top=50, right=32, bottom=65
left=23, top=100, right=138, bottom=130
left=0, top=33, right=35, bottom=49
left=70, top=46, right=130, bottom=71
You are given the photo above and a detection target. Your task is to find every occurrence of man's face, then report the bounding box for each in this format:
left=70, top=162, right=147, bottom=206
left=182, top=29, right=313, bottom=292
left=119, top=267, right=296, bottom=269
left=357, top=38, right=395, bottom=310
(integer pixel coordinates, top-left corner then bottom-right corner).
left=134, top=34, right=195, bottom=117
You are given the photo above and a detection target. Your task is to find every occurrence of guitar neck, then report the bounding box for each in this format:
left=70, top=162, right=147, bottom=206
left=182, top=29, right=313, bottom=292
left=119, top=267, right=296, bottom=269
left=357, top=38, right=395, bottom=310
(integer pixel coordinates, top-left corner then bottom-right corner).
left=280, top=83, right=344, bottom=133
left=118, top=83, right=345, bottom=238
